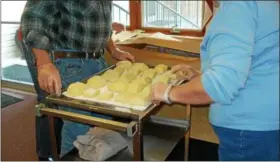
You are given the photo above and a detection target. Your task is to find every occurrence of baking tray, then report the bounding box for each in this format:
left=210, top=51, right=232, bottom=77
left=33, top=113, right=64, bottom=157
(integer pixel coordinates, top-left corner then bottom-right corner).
left=46, top=64, right=186, bottom=120
left=63, top=64, right=184, bottom=110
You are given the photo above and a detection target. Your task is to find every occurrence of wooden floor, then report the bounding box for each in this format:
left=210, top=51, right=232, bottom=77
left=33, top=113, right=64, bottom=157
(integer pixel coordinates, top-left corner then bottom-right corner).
left=1, top=88, right=38, bottom=161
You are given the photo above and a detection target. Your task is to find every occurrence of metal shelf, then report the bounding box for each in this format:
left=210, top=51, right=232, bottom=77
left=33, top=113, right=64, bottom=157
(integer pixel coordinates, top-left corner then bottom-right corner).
left=61, top=120, right=190, bottom=161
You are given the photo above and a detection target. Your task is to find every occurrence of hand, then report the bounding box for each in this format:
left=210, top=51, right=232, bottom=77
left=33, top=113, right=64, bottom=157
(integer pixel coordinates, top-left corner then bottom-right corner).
left=171, top=64, right=201, bottom=81
left=112, top=22, right=125, bottom=34
left=112, top=48, right=135, bottom=62
left=150, top=83, right=169, bottom=104
left=37, top=63, right=62, bottom=96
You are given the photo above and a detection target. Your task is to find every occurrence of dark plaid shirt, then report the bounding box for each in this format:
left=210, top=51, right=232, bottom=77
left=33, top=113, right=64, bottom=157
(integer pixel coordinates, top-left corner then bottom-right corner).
left=21, top=1, right=112, bottom=52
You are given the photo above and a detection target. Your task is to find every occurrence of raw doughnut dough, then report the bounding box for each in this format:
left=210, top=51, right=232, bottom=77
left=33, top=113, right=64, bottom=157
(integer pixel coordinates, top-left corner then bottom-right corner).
left=131, top=62, right=149, bottom=72
left=132, top=77, right=152, bottom=85
left=83, top=89, right=100, bottom=98
left=86, top=76, right=106, bottom=89
left=102, top=69, right=120, bottom=82
left=170, top=74, right=177, bottom=80
left=139, top=85, right=151, bottom=98
left=142, top=68, right=158, bottom=79
left=127, top=82, right=146, bottom=94
left=107, top=81, right=128, bottom=93
left=96, top=91, right=113, bottom=101
left=145, top=68, right=158, bottom=74
left=114, top=66, right=126, bottom=75
left=155, top=64, right=168, bottom=74
left=119, top=72, right=137, bottom=84
left=116, top=60, right=133, bottom=69
left=129, top=94, right=149, bottom=106
left=114, top=92, right=131, bottom=104
left=127, top=68, right=141, bottom=75
left=154, top=75, right=170, bottom=84
left=165, top=70, right=177, bottom=80
left=67, top=82, right=86, bottom=97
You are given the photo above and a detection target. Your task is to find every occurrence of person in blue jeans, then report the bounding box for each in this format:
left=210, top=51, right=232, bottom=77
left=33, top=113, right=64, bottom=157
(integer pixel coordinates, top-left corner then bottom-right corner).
left=20, top=1, right=135, bottom=158
left=150, top=1, right=279, bottom=161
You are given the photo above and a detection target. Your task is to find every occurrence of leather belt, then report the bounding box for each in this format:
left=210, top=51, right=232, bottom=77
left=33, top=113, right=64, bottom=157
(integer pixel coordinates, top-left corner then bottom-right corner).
left=51, top=49, right=104, bottom=60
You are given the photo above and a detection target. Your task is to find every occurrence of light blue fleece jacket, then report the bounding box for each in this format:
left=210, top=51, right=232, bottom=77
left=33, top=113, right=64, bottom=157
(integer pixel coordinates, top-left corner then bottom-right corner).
left=200, top=1, right=279, bottom=131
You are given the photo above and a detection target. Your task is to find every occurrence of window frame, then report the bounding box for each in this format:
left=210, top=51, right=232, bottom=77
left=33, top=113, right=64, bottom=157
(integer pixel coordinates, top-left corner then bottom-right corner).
left=127, top=0, right=213, bottom=37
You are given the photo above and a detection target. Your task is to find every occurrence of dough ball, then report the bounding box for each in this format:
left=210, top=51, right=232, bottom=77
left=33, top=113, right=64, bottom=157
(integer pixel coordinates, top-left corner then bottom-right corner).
left=116, top=60, right=133, bottom=69
left=86, top=76, right=107, bottom=89
left=114, top=66, right=126, bottom=75
left=127, top=82, right=146, bottom=94
left=145, top=68, right=158, bottom=74
left=131, top=62, right=149, bottom=72
left=139, top=85, right=151, bottom=98
left=138, top=71, right=144, bottom=77
left=142, top=68, right=158, bottom=79
left=114, top=92, right=131, bottom=104
left=83, top=89, right=100, bottom=98
left=119, top=72, right=137, bottom=84
left=67, top=82, right=86, bottom=97
left=102, top=69, right=120, bottom=82
left=155, top=64, right=168, bottom=74
left=107, top=81, right=128, bottom=93
left=170, top=74, right=177, bottom=80
left=96, top=91, right=113, bottom=101
left=154, top=75, right=170, bottom=84
left=132, top=77, right=152, bottom=85
left=164, top=70, right=177, bottom=80
left=129, top=94, right=149, bottom=106
left=127, top=67, right=141, bottom=76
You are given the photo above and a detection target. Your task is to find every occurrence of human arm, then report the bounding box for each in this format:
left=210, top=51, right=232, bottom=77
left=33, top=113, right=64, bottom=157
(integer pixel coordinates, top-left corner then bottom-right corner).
left=171, top=64, right=201, bottom=81
left=151, top=1, right=257, bottom=105
left=106, top=30, right=135, bottom=62
left=112, top=22, right=126, bottom=34
left=21, top=1, right=61, bottom=95
left=151, top=76, right=212, bottom=105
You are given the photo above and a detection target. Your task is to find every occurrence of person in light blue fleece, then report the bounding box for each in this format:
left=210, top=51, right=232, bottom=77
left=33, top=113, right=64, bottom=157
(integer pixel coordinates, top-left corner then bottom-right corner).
left=151, top=1, right=279, bottom=161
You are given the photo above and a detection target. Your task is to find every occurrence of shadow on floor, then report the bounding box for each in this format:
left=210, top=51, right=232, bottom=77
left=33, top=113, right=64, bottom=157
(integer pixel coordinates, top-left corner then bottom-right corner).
left=167, top=138, right=219, bottom=161
left=1, top=93, right=23, bottom=108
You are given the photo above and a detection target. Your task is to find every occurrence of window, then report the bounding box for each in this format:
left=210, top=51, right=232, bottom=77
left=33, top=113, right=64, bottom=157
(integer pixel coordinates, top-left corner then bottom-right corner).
left=1, top=1, right=33, bottom=85
left=141, top=1, right=204, bottom=30
left=1, top=1, right=27, bottom=22
left=112, top=1, right=130, bottom=26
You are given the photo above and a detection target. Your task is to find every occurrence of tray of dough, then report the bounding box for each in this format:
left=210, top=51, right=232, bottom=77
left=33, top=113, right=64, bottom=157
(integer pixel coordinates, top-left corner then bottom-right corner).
left=62, top=61, right=185, bottom=111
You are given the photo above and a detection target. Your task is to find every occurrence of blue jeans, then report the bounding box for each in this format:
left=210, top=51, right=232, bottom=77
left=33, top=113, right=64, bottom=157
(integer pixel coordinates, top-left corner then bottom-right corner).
left=54, top=57, right=113, bottom=156
left=21, top=43, right=112, bottom=157
left=212, top=125, right=280, bottom=161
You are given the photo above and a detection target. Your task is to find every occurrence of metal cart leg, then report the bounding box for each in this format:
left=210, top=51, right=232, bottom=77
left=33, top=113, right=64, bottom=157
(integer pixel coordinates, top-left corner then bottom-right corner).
left=184, top=130, right=190, bottom=161
left=184, top=104, right=191, bottom=161
left=133, top=122, right=144, bottom=161
left=48, top=116, right=60, bottom=160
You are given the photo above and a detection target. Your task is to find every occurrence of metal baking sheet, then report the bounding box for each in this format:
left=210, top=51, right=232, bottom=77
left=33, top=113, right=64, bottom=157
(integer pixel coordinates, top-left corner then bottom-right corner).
left=60, top=64, right=185, bottom=111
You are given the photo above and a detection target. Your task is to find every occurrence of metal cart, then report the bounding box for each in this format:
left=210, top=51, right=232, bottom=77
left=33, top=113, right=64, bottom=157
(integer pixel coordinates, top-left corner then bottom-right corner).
left=39, top=66, right=191, bottom=161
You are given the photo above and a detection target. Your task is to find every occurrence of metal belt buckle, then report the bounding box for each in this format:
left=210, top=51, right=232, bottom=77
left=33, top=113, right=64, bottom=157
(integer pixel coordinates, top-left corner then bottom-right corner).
left=66, top=52, right=71, bottom=58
